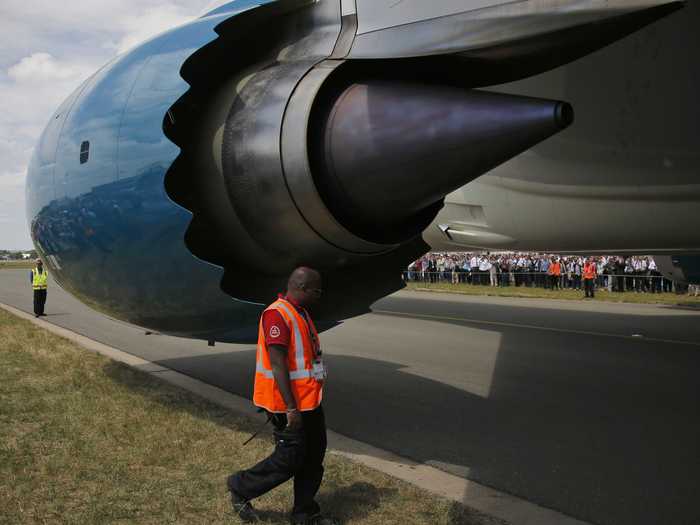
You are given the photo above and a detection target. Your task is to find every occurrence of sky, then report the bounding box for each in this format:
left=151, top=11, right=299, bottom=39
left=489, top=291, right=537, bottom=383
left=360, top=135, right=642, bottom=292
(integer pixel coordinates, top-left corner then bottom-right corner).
left=0, top=0, right=228, bottom=250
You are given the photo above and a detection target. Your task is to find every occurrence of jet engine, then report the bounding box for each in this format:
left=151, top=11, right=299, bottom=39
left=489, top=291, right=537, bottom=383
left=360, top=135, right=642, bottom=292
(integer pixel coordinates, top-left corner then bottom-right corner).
left=25, top=0, right=683, bottom=339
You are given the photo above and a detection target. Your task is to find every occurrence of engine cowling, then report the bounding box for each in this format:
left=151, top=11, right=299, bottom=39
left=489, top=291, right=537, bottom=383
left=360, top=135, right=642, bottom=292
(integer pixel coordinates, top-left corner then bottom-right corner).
left=26, top=0, right=681, bottom=339
left=163, top=0, right=572, bottom=316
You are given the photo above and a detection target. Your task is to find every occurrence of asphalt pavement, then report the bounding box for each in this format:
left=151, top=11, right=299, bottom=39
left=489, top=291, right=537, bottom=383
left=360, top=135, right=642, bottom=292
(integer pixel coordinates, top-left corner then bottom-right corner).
left=2, top=269, right=699, bottom=525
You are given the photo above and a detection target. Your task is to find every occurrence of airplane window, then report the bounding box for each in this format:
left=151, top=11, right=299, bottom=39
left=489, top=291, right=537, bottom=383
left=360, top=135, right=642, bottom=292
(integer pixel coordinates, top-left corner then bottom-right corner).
left=80, top=141, right=90, bottom=164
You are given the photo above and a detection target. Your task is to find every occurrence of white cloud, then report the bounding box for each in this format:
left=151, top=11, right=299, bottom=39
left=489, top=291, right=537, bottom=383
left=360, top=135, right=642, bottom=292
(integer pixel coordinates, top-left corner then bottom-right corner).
left=2, top=53, right=97, bottom=146
left=0, top=0, right=211, bottom=249
left=114, top=6, right=197, bottom=53
left=7, top=52, right=90, bottom=82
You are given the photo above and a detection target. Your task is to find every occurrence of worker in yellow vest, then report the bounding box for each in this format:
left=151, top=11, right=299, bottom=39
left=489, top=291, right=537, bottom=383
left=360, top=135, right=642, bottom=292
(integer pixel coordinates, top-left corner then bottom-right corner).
left=227, top=267, right=336, bottom=525
left=30, top=258, right=48, bottom=317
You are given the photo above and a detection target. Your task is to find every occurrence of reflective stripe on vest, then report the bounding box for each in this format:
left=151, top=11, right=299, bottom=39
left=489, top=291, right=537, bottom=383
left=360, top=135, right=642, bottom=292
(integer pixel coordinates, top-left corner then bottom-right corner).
left=255, top=362, right=312, bottom=380
left=32, top=269, right=48, bottom=290
left=253, top=298, right=322, bottom=413
left=275, top=301, right=307, bottom=373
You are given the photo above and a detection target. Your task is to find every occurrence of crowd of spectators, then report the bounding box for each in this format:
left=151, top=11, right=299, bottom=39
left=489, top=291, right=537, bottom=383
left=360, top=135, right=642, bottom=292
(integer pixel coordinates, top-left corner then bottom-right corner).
left=404, top=253, right=682, bottom=294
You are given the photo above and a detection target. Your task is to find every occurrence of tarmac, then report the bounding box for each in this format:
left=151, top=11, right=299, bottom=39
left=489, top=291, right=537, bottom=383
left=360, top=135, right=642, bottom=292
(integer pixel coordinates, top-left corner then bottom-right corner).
left=2, top=268, right=699, bottom=525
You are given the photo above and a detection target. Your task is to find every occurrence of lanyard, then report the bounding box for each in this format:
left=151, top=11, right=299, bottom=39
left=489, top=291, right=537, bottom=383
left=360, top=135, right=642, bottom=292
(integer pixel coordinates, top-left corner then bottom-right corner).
left=285, top=298, right=321, bottom=358
left=300, top=311, right=321, bottom=358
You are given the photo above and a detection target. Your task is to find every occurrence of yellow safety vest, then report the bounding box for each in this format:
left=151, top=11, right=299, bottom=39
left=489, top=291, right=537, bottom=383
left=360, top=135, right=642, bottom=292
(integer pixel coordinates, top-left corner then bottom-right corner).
left=32, top=268, right=48, bottom=290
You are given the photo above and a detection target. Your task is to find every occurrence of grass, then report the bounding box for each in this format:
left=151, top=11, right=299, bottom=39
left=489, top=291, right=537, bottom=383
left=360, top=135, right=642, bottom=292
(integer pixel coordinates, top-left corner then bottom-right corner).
left=0, top=261, right=34, bottom=270
left=404, top=281, right=700, bottom=307
left=0, top=308, right=499, bottom=525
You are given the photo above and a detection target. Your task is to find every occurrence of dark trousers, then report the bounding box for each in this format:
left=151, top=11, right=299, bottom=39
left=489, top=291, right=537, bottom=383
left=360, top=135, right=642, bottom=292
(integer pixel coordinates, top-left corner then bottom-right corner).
left=500, top=272, right=509, bottom=286
left=663, top=278, right=673, bottom=293
left=616, top=275, right=625, bottom=292
left=584, top=279, right=595, bottom=298
left=33, top=289, right=47, bottom=316
left=650, top=273, right=662, bottom=293
left=549, top=275, right=559, bottom=290
left=230, top=406, right=327, bottom=519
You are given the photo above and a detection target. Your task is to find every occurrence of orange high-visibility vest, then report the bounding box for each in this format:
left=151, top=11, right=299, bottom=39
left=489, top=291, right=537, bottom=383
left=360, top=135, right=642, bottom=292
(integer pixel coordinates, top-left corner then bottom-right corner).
left=548, top=262, right=561, bottom=276
left=583, top=263, right=597, bottom=280
left=253, top=298, right=323, bottom=413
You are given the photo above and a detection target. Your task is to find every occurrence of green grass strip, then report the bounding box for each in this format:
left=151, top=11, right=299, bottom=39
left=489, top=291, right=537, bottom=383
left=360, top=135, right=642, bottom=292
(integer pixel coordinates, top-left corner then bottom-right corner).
left=0, top=308, right=499, bottom=525
left=405, top=282, right=700, bottom=307
left=0, top=262, right=35, bottom=270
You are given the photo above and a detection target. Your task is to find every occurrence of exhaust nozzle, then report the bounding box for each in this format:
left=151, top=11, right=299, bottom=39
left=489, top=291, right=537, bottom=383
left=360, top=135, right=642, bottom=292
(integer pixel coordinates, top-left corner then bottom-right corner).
left=311, top=82, right=574, bottom=243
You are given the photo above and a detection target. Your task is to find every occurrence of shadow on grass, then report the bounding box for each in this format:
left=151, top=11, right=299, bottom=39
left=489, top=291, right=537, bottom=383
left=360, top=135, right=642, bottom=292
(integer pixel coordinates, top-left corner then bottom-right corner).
left=101, top=360, right=398, bottom=524
left=234, top=482, right=396, bottom=524
left=319, top=482, right=396, bottom=523
left=448, top=502, right=507, bottom=525
left=102, top=359, right=257, bottom=437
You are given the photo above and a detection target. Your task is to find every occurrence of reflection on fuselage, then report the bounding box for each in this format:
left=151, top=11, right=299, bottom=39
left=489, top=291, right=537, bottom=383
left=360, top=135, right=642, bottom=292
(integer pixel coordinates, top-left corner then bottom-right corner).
left=25, top=7, right=264, bottom=338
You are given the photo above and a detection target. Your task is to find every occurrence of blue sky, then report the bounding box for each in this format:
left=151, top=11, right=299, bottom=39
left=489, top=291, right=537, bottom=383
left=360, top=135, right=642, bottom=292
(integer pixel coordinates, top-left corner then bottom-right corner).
left=0, top=0, right=229, bottom=249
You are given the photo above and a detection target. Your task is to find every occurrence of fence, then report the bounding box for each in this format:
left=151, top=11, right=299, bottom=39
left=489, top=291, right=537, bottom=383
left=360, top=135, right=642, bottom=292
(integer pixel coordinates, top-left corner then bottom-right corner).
left=402, top=270, right=686, bottom=294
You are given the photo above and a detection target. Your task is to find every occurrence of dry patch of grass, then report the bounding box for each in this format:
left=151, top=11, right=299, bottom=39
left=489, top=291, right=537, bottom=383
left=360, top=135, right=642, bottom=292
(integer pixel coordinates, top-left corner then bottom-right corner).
left=405, top=281, right=700, bottom=307
left=0, top=309, right=499, bottom=525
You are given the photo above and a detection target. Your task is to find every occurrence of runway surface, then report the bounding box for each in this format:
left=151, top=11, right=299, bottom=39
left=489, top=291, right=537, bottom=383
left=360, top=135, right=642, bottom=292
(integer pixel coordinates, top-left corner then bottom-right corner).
left=2, top=269, right=699, bottom=525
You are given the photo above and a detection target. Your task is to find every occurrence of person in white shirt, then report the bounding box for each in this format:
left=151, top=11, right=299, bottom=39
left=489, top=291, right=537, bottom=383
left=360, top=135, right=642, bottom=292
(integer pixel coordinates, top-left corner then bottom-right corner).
left=479, top=256, right=491, bottom=286
left=470, top=255, right=479, bottom=285
left=461, top=259, right=470, bottom=284
left=596, top=260, right=605, bottom=288
left=489, top=257, right=498, bottom=287
left=648, top=257, right=661, bottom=293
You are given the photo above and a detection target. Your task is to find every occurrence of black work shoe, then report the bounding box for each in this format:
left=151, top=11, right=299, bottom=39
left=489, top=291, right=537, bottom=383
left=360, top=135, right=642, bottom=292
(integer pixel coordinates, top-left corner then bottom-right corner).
left=291, top=513, right=339, bottom=525
left=230, top=492, right=259, bottom=523
left=227, top=478, right=259, bottom=523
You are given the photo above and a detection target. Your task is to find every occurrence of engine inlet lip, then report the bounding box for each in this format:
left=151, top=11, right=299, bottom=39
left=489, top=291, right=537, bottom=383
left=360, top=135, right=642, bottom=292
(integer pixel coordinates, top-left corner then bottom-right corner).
left=280, top=60, right=401, bottom=255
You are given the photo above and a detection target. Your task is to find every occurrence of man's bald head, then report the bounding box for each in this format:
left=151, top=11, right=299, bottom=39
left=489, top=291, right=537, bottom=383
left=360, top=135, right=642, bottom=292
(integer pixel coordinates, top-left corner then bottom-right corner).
left=287, top=266, right=322, bottom=307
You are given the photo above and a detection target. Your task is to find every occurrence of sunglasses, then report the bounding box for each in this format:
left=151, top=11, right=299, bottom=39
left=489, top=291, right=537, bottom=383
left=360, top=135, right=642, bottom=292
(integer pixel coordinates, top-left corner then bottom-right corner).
left=303, top=286, right=323, bottom=297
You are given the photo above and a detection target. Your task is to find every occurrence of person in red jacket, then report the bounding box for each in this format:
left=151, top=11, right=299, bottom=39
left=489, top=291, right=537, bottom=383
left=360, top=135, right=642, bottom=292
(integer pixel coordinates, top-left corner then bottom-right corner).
left=583, top=258, right=598, bottom=298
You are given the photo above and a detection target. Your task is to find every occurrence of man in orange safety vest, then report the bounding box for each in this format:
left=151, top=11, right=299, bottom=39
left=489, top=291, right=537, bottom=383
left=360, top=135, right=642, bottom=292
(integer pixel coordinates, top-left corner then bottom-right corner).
left=583, top=258, right=598, bottom=298
left=227, top=267, right=336, bottom=525
left=547, top=257, right=562, bottom=290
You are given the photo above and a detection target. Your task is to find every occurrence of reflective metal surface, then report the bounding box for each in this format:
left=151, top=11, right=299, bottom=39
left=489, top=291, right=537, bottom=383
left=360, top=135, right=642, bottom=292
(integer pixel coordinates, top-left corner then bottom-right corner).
left=348, top=0, right=683, bottom=60
left=26, top=5, right=271, bottom=338
left=26, top=0, right=691, bottom=337
left=315, top=82, right=571, bottom=244
left=425, top=0, right=699, bottom=256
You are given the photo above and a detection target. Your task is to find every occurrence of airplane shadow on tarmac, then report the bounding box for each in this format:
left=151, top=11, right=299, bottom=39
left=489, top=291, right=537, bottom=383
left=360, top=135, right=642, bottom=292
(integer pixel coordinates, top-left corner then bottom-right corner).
left=130, top=312, right=700, bottom=525
left=4, top=270, right=698, bottom=524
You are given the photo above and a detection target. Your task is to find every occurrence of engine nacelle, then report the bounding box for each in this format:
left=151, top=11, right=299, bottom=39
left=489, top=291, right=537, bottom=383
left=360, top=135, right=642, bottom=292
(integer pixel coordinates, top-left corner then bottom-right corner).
left=26, top=0, right=681, bottom=339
